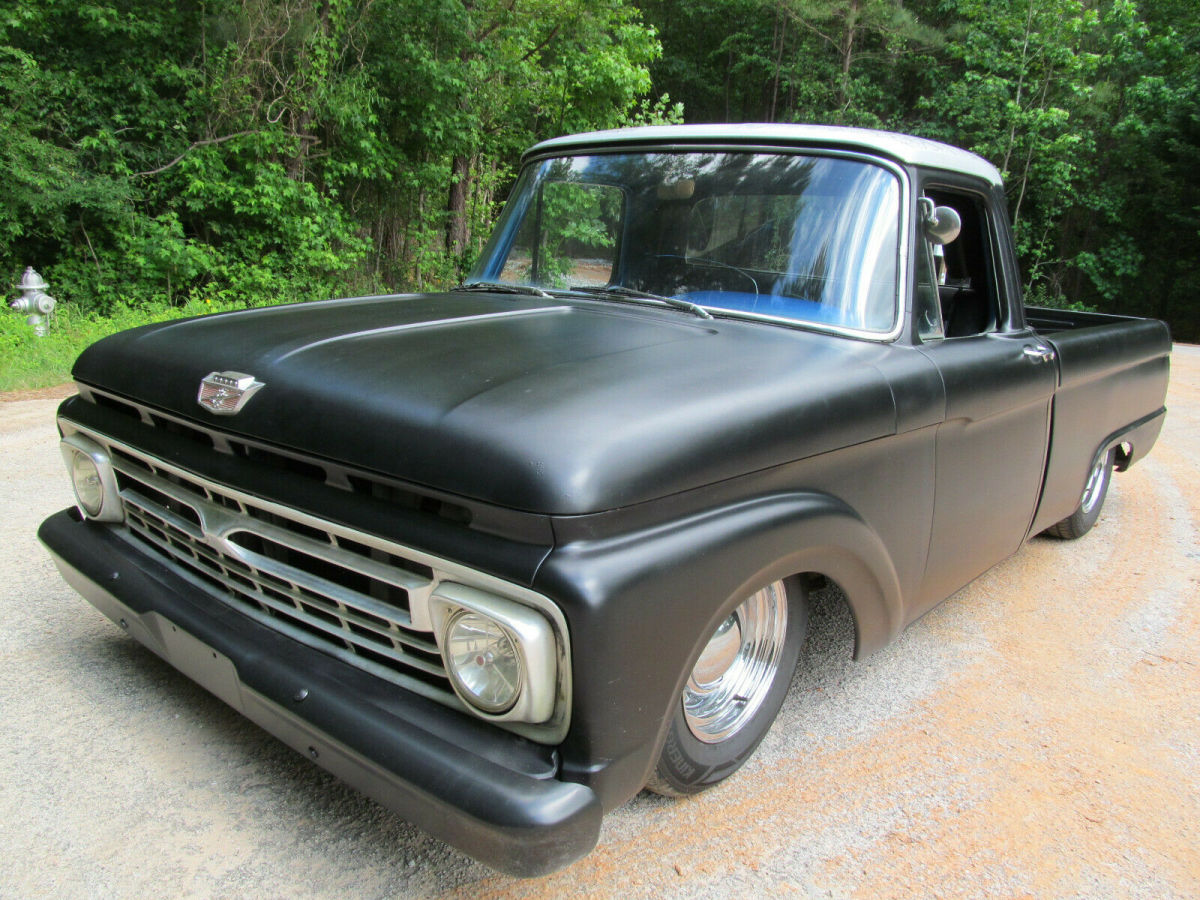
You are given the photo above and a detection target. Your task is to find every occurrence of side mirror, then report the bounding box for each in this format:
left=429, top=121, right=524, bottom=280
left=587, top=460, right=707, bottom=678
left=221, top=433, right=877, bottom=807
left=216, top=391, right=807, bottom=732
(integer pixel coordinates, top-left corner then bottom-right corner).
left=920, top=198, right=961, bottom=245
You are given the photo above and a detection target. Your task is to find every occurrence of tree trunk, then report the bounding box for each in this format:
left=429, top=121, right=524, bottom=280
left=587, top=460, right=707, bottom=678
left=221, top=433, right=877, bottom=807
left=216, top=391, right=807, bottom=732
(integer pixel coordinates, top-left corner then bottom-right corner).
left=446, top=154, right=471, bottom=274
left=770, top=8, right=786, bottom=122
left=839, top=0, right=861, bottom=111
left=288, top=0, right=332, bottom=181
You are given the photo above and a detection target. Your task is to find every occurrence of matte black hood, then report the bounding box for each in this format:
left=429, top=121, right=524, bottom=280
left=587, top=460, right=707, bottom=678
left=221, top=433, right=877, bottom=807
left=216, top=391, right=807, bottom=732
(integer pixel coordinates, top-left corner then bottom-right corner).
left=73, top=293, right=897, bottom=514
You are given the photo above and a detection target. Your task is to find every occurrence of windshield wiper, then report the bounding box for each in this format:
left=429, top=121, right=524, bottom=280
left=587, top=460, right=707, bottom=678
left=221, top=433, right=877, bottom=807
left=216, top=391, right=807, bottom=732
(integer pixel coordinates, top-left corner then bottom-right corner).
left=568, top=285, right=713, bottom=320
left=455, top=281, right=553, bottom=298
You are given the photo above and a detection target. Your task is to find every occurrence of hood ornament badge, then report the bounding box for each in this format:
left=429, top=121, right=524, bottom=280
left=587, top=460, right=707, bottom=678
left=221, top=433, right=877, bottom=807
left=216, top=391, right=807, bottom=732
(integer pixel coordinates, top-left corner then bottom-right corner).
left=197, top=371, right=265, bottom=415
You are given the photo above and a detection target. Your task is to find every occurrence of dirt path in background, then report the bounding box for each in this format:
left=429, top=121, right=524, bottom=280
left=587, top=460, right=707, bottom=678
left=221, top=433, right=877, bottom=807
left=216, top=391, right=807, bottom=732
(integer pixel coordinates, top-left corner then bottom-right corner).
left=0, top=382, right=75, bottom=401
left=2, top=349, right=1197, bottom=899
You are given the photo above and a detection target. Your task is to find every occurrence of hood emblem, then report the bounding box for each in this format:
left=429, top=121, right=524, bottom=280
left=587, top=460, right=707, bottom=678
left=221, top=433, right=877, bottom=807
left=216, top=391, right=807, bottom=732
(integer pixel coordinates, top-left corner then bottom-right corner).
left=197, top=371, right=265, bottom=415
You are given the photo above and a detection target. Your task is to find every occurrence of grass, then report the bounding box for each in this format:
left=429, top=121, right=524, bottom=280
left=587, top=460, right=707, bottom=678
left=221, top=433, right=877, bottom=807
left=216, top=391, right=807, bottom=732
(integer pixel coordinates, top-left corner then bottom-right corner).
left=0, top=297, right=245, bottom=391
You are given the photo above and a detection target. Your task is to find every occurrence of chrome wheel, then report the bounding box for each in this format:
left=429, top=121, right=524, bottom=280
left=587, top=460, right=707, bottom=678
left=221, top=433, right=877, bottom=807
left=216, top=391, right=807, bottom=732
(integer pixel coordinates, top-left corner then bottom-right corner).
left=683, top=580, right=790, bottom=743
left=648, top=577, right=806, bottom=796
left=1044, top=448, right=1115, bottom=540
left=1080, top=453, right=1110, bottom=515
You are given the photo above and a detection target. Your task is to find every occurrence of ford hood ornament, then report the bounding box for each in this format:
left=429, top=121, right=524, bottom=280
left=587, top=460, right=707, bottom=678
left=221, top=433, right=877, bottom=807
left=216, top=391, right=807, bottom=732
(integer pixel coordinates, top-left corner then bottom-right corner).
left=197, top=371, right=265, bottom=415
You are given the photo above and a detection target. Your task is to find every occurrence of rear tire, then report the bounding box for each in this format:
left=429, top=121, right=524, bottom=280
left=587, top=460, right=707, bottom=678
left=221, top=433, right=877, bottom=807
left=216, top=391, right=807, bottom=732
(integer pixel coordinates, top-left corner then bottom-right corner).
left=646, top=577, right=806, bottom=797
left=1045, top=448, right=1114, bottom=540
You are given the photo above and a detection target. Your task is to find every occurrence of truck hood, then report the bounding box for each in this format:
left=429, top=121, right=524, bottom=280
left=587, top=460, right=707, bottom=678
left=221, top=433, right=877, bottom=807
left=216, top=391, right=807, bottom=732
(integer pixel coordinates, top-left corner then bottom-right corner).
left=73, top=292, right=897, bottom=514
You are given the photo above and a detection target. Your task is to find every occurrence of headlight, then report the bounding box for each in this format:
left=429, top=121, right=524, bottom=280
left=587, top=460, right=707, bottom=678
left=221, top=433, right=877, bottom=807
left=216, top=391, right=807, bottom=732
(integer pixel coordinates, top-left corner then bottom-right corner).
left=430, top=583, right=559, bottom=725
left=444, top=611, right=523, bottom=713
left=59, top=433, right=124, bottom=522
left=70, top=450, right=104, bottom=516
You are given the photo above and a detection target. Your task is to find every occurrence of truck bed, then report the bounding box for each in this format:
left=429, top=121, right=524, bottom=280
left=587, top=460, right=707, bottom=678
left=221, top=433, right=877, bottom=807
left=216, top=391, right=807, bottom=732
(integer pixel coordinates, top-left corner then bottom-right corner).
left=1024, top=307, right=1171, bottom=535
left=1025, top=305, right=1152, bottom=333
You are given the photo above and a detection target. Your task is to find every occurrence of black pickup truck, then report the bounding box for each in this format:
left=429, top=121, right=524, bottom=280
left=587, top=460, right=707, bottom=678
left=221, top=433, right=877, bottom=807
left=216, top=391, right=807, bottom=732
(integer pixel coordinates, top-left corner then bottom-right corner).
left=40, top=125, right=1170, bottom=876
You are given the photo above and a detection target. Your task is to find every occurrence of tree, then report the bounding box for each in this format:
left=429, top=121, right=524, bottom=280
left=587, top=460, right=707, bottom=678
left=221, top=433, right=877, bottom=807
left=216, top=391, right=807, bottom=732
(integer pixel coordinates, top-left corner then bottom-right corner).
left=360, top=0, right=660, bottom=282
left=0, top=0, right=663, bottom=305
left=779, top=0, right=941, bottom=121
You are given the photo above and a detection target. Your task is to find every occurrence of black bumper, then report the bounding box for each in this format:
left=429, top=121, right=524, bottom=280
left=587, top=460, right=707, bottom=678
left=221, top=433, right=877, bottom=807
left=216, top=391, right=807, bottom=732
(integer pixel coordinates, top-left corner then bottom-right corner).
left=38, top=509, right=601, bottom=877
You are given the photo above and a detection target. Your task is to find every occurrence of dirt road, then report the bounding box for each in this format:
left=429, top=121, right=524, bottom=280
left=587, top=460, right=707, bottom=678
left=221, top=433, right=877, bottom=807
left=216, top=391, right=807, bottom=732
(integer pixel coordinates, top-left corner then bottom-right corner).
left=3, top=348, right=1197, bottom=899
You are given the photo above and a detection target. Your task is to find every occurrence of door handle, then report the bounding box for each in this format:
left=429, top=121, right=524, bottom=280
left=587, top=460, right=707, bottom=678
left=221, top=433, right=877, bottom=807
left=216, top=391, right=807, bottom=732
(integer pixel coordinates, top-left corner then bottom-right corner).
left=1023, top=344, right=1056, bottom=364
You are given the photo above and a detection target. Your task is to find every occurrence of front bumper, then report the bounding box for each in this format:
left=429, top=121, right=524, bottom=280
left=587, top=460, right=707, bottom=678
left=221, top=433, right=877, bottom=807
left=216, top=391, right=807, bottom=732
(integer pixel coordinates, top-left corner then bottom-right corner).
left=39, top=509, right=601, bottom=877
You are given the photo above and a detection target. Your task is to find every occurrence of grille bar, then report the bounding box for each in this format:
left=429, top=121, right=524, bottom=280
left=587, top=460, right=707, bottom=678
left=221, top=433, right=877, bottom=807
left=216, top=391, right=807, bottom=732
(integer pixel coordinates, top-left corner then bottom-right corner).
left=101, top=444, right=460, bottom=704
left=116, top=479, right=425, bottom=633
left=125, top=510, right=446, bottom=676
left=114, top=461, right=433, bottom=602
left=124, top=506, right=444, bottom=664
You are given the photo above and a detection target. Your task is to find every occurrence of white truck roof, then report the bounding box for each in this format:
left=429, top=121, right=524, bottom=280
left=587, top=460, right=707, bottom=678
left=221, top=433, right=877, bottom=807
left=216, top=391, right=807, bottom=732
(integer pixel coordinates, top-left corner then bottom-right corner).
left=527, top=124, right=1003, bottom=188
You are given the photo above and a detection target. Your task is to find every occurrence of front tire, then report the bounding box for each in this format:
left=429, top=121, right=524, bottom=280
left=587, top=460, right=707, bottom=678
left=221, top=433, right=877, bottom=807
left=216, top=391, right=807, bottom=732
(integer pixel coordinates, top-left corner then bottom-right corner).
left=1045, top=448, right=1115, bottom=539
left=646, top=577, right=807, bottom=797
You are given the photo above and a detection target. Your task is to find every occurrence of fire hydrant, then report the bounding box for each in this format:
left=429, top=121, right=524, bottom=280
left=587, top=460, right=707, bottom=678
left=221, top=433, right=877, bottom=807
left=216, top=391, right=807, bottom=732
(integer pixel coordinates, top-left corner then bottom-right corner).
left=10, top=267, right=56, bottom=336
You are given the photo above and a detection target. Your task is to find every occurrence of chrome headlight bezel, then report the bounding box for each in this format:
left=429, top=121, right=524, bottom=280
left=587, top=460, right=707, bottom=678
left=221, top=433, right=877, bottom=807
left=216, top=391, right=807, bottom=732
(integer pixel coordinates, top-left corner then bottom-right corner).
left=430, top=583, right=559, bottom=725
left=59, top=433, right=124, bottom=522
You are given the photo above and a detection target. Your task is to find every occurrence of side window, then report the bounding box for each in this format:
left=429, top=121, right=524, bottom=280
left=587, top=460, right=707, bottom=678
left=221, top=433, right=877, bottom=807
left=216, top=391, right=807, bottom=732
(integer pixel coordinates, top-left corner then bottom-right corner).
left=923, top=188, right=997, bottom=338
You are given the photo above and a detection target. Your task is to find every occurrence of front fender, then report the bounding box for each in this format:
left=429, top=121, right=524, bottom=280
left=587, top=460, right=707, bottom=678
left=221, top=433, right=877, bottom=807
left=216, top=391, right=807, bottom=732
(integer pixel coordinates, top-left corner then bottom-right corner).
left=536, top=490, right=903, bottom=810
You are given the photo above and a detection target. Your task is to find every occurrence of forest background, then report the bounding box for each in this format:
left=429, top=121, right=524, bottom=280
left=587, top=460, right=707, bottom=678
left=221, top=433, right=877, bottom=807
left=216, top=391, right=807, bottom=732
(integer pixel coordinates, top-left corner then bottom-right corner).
left=2, top=0, right=1198, bottom=386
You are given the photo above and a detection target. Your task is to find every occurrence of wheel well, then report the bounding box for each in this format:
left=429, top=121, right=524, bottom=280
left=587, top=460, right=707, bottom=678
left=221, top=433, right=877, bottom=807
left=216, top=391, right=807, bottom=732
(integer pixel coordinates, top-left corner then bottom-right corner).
left=797, top=572, right=863, bottom=660
left=1114, top=440, right=1134, bottom=471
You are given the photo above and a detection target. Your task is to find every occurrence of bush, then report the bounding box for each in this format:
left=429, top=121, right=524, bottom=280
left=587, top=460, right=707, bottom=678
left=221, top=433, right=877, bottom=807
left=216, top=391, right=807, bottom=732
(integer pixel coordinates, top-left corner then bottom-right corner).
left=0, top=295, right=248, bottom=391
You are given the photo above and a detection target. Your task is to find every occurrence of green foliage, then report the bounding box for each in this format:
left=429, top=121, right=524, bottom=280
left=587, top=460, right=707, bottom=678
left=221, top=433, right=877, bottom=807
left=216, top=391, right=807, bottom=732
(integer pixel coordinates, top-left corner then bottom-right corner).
left=0, top=296, right=250, bottom=390
left=3, top=0, right=1199, bottom=389
left=638, top=0, right=943, bottom=126
left=0, top=0, right=663, bottom=350
left=1023, top=282, right=1096, bottom=313
left=636, top=0, right=1200, bottom=341
left=916, top=0, right=1097, bottom=295
left=357, top=0, right=663, bottom=281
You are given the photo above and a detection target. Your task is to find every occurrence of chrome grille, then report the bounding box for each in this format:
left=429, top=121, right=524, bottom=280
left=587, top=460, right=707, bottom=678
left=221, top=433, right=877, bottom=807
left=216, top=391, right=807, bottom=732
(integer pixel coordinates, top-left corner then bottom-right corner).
left=105, top=443, right=459, bottom=705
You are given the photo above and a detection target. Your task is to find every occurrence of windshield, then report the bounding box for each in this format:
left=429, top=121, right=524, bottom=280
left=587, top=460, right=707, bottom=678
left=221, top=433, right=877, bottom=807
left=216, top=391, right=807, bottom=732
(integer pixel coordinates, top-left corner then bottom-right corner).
left=469, top=150, right=902, bottom=333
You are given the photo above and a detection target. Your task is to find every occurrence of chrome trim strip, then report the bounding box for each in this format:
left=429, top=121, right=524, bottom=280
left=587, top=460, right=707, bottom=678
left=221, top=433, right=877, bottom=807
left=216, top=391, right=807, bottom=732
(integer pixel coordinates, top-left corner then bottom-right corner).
left=275, top=305, right=569, bottom=362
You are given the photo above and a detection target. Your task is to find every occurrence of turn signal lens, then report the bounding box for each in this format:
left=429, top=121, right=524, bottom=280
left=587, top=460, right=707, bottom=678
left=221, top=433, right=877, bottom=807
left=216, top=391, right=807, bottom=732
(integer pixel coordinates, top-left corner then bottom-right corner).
left=444, top=611, right=523, bottom=714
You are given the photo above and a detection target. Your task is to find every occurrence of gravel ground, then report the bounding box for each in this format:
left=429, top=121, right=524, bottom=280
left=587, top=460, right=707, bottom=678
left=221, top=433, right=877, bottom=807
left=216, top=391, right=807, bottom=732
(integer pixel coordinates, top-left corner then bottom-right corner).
left=2, top=347, right=1197, bottom=899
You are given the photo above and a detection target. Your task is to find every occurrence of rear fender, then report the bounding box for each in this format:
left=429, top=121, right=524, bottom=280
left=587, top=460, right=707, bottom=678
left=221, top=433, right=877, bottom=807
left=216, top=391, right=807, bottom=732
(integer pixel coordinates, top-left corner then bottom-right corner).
left=1031, top=318, right=1169, bottom=535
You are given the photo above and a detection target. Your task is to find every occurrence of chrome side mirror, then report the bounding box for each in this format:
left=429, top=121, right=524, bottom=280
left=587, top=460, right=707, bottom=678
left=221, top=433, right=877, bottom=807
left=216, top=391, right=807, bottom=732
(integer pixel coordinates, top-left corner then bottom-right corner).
left=919, top=198, right=961, bottom=245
